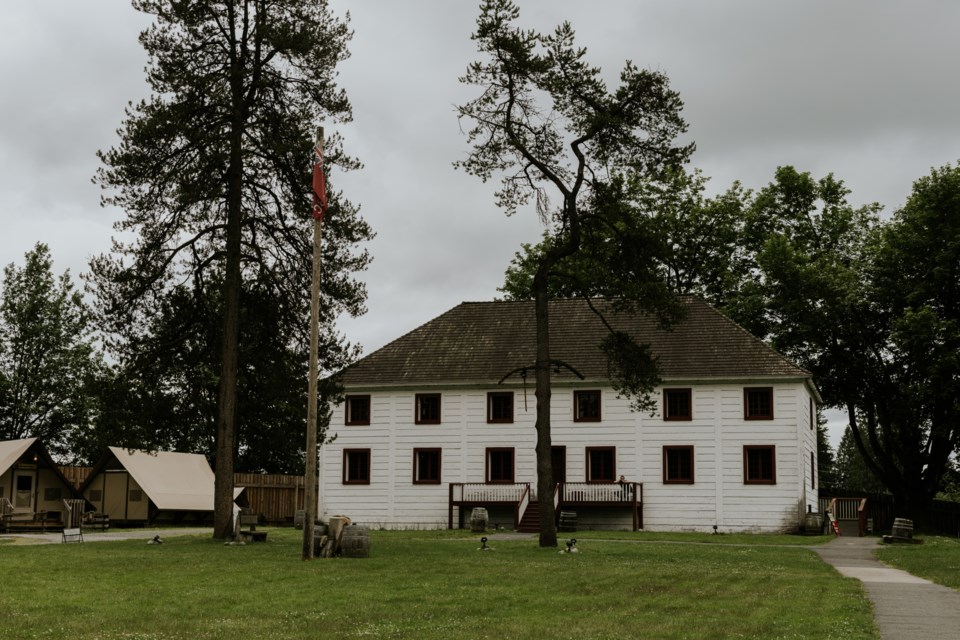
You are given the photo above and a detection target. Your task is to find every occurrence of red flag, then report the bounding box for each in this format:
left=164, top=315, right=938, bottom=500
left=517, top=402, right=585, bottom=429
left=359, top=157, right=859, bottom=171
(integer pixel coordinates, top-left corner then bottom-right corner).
left=312, top=144, right=327, bottom=221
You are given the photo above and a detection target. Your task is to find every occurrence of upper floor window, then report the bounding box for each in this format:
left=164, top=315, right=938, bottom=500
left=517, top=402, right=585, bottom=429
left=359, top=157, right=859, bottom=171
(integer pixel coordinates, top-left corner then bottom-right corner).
left=810, top=451, right=816, bottom=489
left=345, top=395, right=370, bottom=425
left=487, top=392, right=514, bottom=423
left=415, top=393, right=441, bottom=424
left=744, top=387, right=774, bottom=420
left=343, top=449, right=371, bottom=485
left=574, top=390, right=601, bottom=422
left=663, top=388, right=692, bottom=421
left=743, top=445, right=776, bottom=484
left=486, top=448, right=515, bottom=483
left=413, top=448, right=441, bottom=484
left=663, top=446, right=694, bottom=484
left=586, top=446, right=616, bottom=482
left=810, top=397, right=815, bottom=431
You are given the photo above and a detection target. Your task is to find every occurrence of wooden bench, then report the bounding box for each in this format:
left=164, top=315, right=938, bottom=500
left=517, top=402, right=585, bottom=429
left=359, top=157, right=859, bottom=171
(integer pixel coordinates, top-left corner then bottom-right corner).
left=62, top=527, right=84, bottom=544
left=239, top=513, right=267, bottom=542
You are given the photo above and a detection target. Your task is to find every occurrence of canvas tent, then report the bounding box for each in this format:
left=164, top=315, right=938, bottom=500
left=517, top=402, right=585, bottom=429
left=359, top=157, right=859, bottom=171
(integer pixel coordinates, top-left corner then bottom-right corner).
left=80, top=447, right=229, bottom=525
left=0, top=438, right=77, bottom=524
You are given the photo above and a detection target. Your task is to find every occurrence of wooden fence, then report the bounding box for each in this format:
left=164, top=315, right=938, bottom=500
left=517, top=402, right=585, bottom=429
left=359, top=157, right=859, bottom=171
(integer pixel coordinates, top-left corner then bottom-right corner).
left=234, top=473, right=305, bottom=524
left=59, top=467, right=305, bottom=525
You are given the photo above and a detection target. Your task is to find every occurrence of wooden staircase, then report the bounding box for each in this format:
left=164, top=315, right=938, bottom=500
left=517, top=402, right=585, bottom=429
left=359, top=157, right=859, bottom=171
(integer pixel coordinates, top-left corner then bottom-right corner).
left=517, top=500, right=540, bottom=533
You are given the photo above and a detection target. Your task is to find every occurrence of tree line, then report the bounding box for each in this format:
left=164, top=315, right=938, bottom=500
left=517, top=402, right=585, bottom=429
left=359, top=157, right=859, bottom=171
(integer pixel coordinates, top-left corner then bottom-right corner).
left=1, top=0, right=957, bottom=539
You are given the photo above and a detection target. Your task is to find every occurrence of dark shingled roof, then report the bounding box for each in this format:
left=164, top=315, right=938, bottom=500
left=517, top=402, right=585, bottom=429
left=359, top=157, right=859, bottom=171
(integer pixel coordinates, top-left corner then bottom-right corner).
left=340, top=296, right=810, bottom=388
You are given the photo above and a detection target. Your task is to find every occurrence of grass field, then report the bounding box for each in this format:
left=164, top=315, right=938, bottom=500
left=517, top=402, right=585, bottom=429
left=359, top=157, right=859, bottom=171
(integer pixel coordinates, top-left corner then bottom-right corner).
left=876, top=535, right=960, bottom=590
left=0, top=529, right=878, bottom=640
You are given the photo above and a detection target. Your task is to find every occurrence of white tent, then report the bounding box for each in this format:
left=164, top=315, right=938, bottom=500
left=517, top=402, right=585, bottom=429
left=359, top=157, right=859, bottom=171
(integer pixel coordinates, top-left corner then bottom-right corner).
left=108, top=447, right=216, bottom=511
left=81, top=447, right=236, bottom=524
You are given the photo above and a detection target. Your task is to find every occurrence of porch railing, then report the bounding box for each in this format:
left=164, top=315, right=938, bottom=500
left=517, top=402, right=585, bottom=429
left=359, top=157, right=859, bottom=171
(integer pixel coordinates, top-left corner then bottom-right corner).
left=449, top=481, right=643, bottom=531
left=515, top=485, right=531, bottom=527
left=449, top=483, right=531, bottom=529
left=820, top=496, right=868, bottom=536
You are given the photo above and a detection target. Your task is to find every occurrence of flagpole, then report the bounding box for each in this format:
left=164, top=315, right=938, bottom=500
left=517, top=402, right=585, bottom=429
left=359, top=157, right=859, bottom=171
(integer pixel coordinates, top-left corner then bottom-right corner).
left=302, top=126, right=324, bottom=560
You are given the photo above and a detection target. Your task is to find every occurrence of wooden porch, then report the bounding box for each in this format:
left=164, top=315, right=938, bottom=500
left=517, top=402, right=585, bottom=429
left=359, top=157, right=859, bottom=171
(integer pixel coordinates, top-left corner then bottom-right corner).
left=449, top=482, right=643, bottom=531
left=819, top=496, right=868, bottom=536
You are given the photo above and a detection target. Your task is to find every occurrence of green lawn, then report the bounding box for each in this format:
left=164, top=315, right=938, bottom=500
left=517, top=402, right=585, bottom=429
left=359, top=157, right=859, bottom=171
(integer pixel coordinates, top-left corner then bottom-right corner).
left=0, top=529, right=877, bottom=640
left=876, top=535, right=960, bottom=590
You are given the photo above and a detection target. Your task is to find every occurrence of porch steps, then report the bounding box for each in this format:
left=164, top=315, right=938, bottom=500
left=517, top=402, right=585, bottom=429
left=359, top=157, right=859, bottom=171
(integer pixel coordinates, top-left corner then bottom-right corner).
left=517, top=501, right=540, bottom=533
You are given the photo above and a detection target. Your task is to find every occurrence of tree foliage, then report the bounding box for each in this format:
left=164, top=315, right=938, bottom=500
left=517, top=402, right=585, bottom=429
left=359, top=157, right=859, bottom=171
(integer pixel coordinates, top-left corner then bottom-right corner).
left=833, top=426, right=886, bottom=494
left=92, top=0, right=371, bottom=537
left=745, top=164, right=960, bottom=521
left=458, top=0, right=690, bottom=546
left=501, top=168, right=750, bottom=311
left=0, top=243, right=99, bottom=459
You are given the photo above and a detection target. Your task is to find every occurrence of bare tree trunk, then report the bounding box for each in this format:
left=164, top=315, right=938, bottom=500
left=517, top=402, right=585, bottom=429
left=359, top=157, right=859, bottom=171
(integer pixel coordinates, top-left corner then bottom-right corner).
left=213, top=101, right=244, bottom=539
left=533, top=270, right=557, bottom=548
left=213, top=201, right=240, bottom=539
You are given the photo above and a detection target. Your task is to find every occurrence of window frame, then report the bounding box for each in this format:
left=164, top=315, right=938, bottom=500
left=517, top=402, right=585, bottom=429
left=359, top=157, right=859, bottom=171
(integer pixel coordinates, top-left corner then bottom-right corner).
left=744, top=387, right=774, bottom=420
left=344, top=395, right=371, bottom=426
left=810, top=450, right=816, bottom=489
left=413, top=448, right=442, bottom=485
left=663, top=388, right=692, bottom=421
left=585, top=446, right=616, bottom=483
left=486, top=391, right=514, bottom=424
left=342, top=448, right=371, bottom=485
left=574, top=390, right=602, bottom=423
left=663, top=445, right=695, bottom=484
left=485, top=447, right=515, bottom=484
left=743, top=445, right=776, bottom=485
left=414, top=393, right=441, bottom=425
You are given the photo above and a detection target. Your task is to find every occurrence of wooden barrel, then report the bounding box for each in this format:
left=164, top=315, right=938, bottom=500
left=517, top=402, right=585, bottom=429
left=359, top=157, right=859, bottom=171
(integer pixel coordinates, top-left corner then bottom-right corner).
left=470, top=507, right=488, bottom=533
left=891, top=518, right=913, bottom=539
left=559, top=511, right=577, bottom=532
left=340, top=525, right=370, bottom=558
left=804, top=512, right=823, bottom=535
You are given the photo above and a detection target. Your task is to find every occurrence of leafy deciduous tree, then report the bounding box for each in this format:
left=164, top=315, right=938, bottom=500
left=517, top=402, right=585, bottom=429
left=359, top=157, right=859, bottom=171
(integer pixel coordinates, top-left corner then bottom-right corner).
left=748, top=164, right=960, bottom=522
left=0, top=243, right=98, bottom=459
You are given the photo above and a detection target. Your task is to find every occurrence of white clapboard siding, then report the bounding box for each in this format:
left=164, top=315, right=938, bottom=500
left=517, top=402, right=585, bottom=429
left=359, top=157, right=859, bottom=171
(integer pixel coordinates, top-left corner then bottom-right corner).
left=320, top=381, right=816, bottom=532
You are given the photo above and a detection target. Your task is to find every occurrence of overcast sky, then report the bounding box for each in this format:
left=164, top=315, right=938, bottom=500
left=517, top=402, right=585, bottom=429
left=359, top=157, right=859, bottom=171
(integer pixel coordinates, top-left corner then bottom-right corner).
left=2, top=1, right=959, bottom=446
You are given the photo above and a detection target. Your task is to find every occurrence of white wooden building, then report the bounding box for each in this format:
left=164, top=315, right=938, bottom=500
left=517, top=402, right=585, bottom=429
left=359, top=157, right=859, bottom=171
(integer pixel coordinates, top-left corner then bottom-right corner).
left=319, top=297, right=820, bottom=533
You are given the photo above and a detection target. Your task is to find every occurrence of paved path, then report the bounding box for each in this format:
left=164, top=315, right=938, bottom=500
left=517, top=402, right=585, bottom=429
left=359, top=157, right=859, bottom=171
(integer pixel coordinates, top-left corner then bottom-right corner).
left=813, top=535, right=960, bottom=640
left=0, top=527, right=212, bottom=545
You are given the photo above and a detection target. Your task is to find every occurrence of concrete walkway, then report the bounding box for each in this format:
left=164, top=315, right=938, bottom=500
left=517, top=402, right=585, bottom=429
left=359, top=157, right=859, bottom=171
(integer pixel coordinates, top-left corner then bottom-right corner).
left=0, top=527, right=212, bottom=545
left=813, top=535, right=960, bottom=640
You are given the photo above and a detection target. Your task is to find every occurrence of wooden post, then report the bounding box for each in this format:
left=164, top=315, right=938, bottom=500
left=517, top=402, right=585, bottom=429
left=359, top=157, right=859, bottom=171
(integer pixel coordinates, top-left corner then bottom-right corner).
left=302, top=127, right=324, bottom=560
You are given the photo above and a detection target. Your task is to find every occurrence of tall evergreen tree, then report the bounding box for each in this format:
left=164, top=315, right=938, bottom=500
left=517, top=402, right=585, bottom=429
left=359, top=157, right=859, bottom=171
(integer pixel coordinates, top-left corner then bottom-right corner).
left=457, top=0, right=690, bottom=546
left=92, top=0, right=372, bottom=538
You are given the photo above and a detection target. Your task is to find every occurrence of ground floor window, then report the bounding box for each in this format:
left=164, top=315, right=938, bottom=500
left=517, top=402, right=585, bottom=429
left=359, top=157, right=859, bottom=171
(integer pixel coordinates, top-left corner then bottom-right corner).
left=663, top=446, right=694, bottom=484
left=413, top=448, right=441, bottom=484
left=586, top=447, right=616, bottom=482
left=743, top=445, right=776, bottom=484
left=343, top=449, right=371, bottom=484
left=486, top=448, right=515, bottom=483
